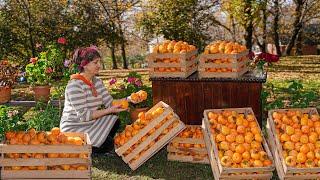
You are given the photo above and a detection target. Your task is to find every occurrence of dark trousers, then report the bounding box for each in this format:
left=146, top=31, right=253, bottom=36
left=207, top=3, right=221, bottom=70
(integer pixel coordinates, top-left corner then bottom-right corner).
left=92, top=119, right=120, bottom=153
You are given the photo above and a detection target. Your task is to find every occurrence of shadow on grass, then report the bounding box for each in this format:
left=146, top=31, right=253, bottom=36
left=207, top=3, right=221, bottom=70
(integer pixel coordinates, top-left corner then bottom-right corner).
left=92, top=149, right=213, bottom=180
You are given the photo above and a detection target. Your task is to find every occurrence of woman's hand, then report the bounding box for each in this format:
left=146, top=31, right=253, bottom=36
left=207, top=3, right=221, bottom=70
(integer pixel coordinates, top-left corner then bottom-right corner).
left=108, top=105, right=127, bottom=113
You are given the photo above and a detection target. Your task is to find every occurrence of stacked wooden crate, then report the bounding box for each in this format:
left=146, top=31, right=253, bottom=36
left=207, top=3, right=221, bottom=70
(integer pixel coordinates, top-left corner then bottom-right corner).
left=0, top=132, right=91, bottom=179
left=266, top=108, right=320, bottom=180
left=147, top=40, right=198, bottom=78
left=202, top=108, right=275, bottom=179
left=198, top=41, right=249, bottom=78
left=167, top=125, right=209, bottom=164
left=114, top=101, right=186, bottom=170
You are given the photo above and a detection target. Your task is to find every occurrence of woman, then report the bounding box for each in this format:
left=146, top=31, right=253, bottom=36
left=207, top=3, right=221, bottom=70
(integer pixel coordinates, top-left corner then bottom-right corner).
left=60, top=46, right=130, bottom=153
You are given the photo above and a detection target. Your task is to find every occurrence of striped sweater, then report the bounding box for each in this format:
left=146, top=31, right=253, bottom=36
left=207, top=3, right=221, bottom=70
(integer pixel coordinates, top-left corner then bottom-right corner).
left=60, top=76, right=117, bottom=147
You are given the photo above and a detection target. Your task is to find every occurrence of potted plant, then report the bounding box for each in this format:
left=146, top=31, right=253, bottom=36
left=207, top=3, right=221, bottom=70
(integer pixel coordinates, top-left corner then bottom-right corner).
left=0, top=60, right=19, bottom=103
left=110, top=72, right=153, bottom=122
left=25, top=54, right=54, bottom=102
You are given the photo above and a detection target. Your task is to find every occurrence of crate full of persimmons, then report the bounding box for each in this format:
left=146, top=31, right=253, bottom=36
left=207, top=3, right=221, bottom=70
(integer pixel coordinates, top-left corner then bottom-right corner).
left=114, top=101, right=186, bottom=170
left=147, top=40, right=198, bottom=78
left=198, top=41, right=249, bottom=78
left=0, top=128, right=91, bottom=179
left=266, top=108, right=320, bottom=180
left=167, top=125, right=209, bottom=164
left=202, top=108, right=275, bottom=180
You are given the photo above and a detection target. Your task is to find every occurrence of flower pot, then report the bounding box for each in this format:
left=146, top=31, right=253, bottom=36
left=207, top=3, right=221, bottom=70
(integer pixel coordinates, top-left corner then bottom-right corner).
left=130, top=107, right=149, bottom=122
left=0, top=86, right=11, bottom=103
left=32, top=85, right=51, bottom=102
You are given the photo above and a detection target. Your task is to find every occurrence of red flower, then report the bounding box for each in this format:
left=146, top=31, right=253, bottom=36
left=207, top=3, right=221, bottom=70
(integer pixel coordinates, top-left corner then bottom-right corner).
left=45, top=67, right=53, bottom=74
left=57, top=37, right=67, bottom=45
left=30, top=57, right=38, bottom=64
left=257, top=53, right=279, bottom=63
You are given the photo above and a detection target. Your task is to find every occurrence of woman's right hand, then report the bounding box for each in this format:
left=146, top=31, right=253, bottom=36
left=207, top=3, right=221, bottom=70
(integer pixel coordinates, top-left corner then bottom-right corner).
left=108, top=105, right=127, bottom=114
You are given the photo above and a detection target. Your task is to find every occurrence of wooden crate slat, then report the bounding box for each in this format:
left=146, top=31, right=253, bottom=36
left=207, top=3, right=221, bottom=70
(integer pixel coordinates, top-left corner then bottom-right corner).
left=198, top=67, right=248, bottom=78
left=128, top=121, right=185, bottom=170
left=0, top=158, right=90, bottom=166
left=202, top=121, right=222, bottom=180
left=148, top=55, right=198, bottom=68
left=203, top=108, right=274, bottom=175
left=199, top=50, right=249, bottom=60
left=147, top=49, right=198, bottom=62
left=1, top=170, right=90, bottom=179
left=199, top=59, right=248, bottom=69
left=167, top=145, right=207, bottom=155
left=170, top=137, right=204, bottom=144
left=0, top=144, right=91, bottom=154
left=115, top=101, right=174, bottom=155
left=122, top=115, right=176, bottom=163
left=149, top=65, right=197, bottom=78
left=167, top=153, right=209, bottom=164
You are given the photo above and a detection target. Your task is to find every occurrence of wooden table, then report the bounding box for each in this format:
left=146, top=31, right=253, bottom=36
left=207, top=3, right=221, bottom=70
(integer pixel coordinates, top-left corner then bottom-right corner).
left=150, top=71, right=267, bottom=126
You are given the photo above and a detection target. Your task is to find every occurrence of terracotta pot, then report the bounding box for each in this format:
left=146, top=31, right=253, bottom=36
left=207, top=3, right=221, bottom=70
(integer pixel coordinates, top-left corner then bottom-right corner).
left=130, top=107, right=149, bottom=122
left=0, top=86, right=11, bottom=103
left=32, top=85, right=51, bottom=102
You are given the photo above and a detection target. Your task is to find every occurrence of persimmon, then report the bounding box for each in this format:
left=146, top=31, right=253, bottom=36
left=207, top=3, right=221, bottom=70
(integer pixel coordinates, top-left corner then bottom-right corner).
left=285, top=156, right=297, bottom=167
left=253, top=160, right=263, bottom=167
left=232, top=153, right=242, bottom=163
left=296, top=152, right=307, bottom=163
left=235, top=144, right=245, bottom=154
left=263, top=159, right=272, bottom=166
left=221, top=156, right=232, bottom=167
left=51, top=127, right=60, bottom=136
left=235, top=134, right=244, bottom=144
left=300, top=135, right=309, bottom=144
left=226, top=134, right=236, bottom=143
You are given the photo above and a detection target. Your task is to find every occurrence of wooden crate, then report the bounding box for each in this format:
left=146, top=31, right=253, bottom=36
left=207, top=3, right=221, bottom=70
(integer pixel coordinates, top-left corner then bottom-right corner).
left=167, top=125, right=209, bottom=164
left=147, top=50, right=198, bottom=78
left=267, top=108, right=320, bottom=179
left=0, top=132, right=92, bottom=179
left=202, top=120, right=273, bottom=180
left=202, top=108, right=275, bottom=179
left=115, top=101, right=186, bottom=170
left=198, top=50, right=249, bottom=78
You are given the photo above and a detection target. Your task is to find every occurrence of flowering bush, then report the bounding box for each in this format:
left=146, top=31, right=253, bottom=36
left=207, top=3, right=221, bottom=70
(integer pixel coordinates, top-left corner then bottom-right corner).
left=25, top=37, right=67, bottom=86
left=25, top=55, right=54, bottom=86
left=0, top=60, right=20, bottom=87
left=109, top=72, right=152, bottom=109
left=0, top=106, right=26, bottom=141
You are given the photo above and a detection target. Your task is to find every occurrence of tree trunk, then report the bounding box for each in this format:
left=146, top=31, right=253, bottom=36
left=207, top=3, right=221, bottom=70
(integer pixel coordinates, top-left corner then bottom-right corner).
left=273, top=0, right=282, bottom=56
left=285, top=1, right=303, bottom=56
left=230, top=14, right=237, bottom=42
left=115, top=0, right=128, bottom=69
left=261, top=1, right=267, bottom=53
left=110, top=42, right=118, bottom=69
left=120, top=37, right=128, bottom=69
left=244, top=0, right=254, bottom=50
left=295, top=29, right=303, bottom=55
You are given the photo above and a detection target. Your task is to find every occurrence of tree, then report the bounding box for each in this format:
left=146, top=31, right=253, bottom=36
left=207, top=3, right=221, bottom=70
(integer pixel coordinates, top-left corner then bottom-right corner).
left=285, top=0, right=320, bottom=55
left=136, top=0, right=226, bottom=50
left=271, top=0, right=282, bottom=56
left=254, top=0, right=268, bottom=53
left=222, top=0, right=261, bottom=50
left=0, top=0, right=104, bottom=64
